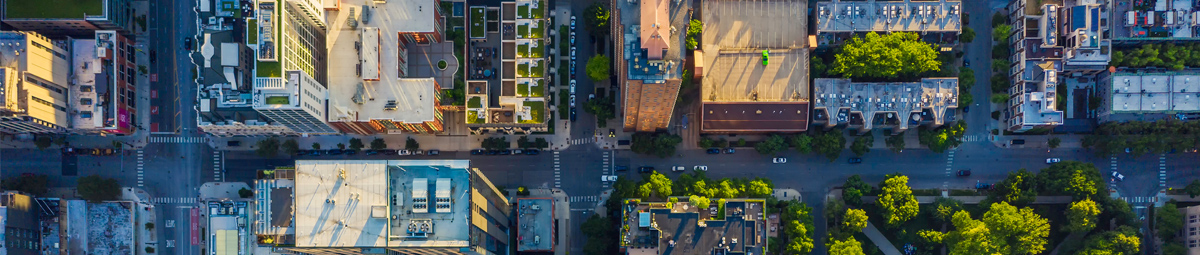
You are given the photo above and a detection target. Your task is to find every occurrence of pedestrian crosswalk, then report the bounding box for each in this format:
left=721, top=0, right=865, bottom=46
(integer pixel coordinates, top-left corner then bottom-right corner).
left=1120, top=196, right=1158, bottom=204
left=149, top=136, right=207, bottom=143
left=137, top=150, right=144, bottom=188
left=568, top=138, right=593, bottom=145
left=213, top=151, right=223, bottom=182
left=152, top=197, right=197, bottom=204
left=570, top=196, right=598, bottom=202
left=943, top=148, right=957, bottom=189
left=553, top=151, right=561, bottom=188
left=961, top=135, right=986, bottom=142
left=1159, top=154, right=1167, bottom=188
left=602, top=151, right=612, bottom=188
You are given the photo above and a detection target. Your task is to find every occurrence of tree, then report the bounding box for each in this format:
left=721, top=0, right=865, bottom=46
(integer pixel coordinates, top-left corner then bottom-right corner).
left=586, top=55, right=611, bottom=81
left=755, top=134, right=787, bottom=155
left=689, top=195, right=711, bottom=209
left=255, top=138, right=280, bottom=157
left=482, top=137, right=511, bottom=150
left=992, top=12, right=1008, bottom=26
left=918, top=120, right=966, bottom=153
left=945, top=211, right=999, bottom=255
left=518, top=136, right=531, bottom=148
left=982, top=202, right=1050, bottom=255
left=405, top=137, right=420, bottom=151
left=959, top=67, right=976, bottom=90
left=582, top=3, right=610, bottom=38
left=1037, top=161, right=1102, bottom=199
left=145, top=222, right=155, bottom=231
left=790, top=134, right=813, bottom=153
left=1066, top=198, right=1100, bottom=233
left=878, top=174, right=919, bottom=227
left=917, top=230, right=944, bottom=246
left=886, top=133, right=905, bottom=153
left=1, top=174, right=49, bottom=196
left=534, top=137, right=550, bottom=149
left=281, top=139, right=300, bottom=155
left=737, top=138, right=747, bottom=147
left=1163, top=243, right=1187, bottom=255
left=311, top=143, right=321, bottom=150
left=1185, top=179, right=1200, bottom=198
left=370, top=138, right=387, bottom=150
left=348, top=138, right=364, bottom=151
left=993, top=25, right=1012, bottom=42
left=813, top=130, right=847, bottom=161
left=581, top=214, right=616, bottom=255
left=1078, top=226, right=1140, bottom=255
left=337, top=143, right=346, bottom=150
left=961, top=27, right=976, bottom=43
left=832, top=32, right=941, bottom=79
left=783, top=202, right=815, bottom=255
left=34, top=135, right=52, bottom=149
left=842, top=209, right=868, bottom=234
left=238, top=187, right=253, bottom=198
left=850, top=133, right=874, bottom=157
left=646, top=171, right=673, bottom=197
left=991, top=93, right=1010, bottom=104
left=828, top=237, right=864, bottom=255
left=686, top=19, right=703, bottom=49
left=77, top=175, right=121, bottom=202
left=583, top=95, right=616, bottom=126
left=1157, top=202, right=1184, bottom=241
left=1048, top=137, right=1061, bottom=149
left=931, top=197, right=963, bottom=225
left=745, top=178, right=773, bottom=198
left=842, top=175, right=871, bottom=206
left=989, top=169, right=1037, bottom=206
left=630, top=132, right=682, bottom=158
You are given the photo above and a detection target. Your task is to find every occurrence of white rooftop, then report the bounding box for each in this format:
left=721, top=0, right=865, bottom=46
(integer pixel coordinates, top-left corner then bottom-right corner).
left=815, top=0, right=962, bottom=33
left=70, top=39, right=101, bottom=130
left=293, top=160, right=390, bottom=247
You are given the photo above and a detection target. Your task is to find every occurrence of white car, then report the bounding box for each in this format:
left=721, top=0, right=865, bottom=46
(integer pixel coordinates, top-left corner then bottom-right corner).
left=570, top=47, right=576, bottom=60
left=772, top=157, right=787, bottom=164
left=569, top=95, right=576, bottom=107
left=601, top=175, right=618, bottom=182
left=589, top=93, right=595, bottom=100
left=1045, top=158, right=1061, bottom=164
left=570, top=80, right=576, bottom=94
left=570, top=31, right=576, bottom=45
left=570, top=16, right=576, bottom=28
left=672, top=166, right=685, bottom=172
left=1111, top=171, right=1125, bottom=181
left=398, top=150, right=412, bottom=156
left=694, top=166, right=708, bottom=171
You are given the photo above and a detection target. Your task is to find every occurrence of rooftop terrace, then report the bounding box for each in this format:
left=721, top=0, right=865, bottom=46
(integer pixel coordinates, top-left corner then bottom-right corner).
left=812, top=78, right=959, bottom=131
left=516, top=198, right=554, bottom=252
left=621, top=199, right=766, bottom=255
left=815, top=0, right=962, bottom=34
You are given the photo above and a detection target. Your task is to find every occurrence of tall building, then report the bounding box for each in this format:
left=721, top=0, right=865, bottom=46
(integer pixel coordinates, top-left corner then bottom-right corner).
left=814, top=0, right=963, bottom=47
left=252, top=70, right=337, bottom=134
left=1112, top=0, right=1198, bottom=43
left=697, top=0, right=810, bottom=133
left=0, top=31, right=73, bottom=134
left=465, top=0, right=549, bottom=134
left=0, top=0, right=132, bottom=37
left=0, top=191, right=39, bottom=255
left=615, top=0, right=684, bottom=132
left=812, top=78, right=959, bottom=132
left=1181, top=205, right=1200, bottom=253
left=1004, top=0, right=1108, bottom=132
left=71, top=30, right=137, bottom=135
left=248, top=0, right=335, bottom=135
left=255, top=160, right=512, bottom=254
left=619, top=198, right=768, bottom=254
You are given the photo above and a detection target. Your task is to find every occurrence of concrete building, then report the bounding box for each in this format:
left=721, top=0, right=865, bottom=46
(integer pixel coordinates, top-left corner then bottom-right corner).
left=70, top=30, right=137, bottom=135
left=324, top=0, right=456, bottom=135
left=1182, top=205, right=1200, bottom=253
left=207, top=200, right=250, bottom=255
left=0, top=31, right=72, bottom=134
left=814, top=0, right=963, bottom=47
left=615, top=0, right=686, bottom=132
left=697, top=0, right=810, bottom=133
left=619, top=198, right=767, bottom=254
left=0, top=191, right=40, bottom=255
left=516, top=198, right=554, bottom=252
left=465, top=0, right=549, bottom=134
left=62, top=200, right=134, bottom=255
left=251, top=70, right=338, bottom=134
left=248, top=0, right=336, bottom=135
left=261, top=160, right=510, bottom=254
left=812, top=78, right=959, bottom=132
left=1112, top=0, right=1200, bottom=42
left=1098, top=72, right=1200, bottom=121
left=1004, top=0, right=1109, bottom=132
left=0, top=0, right=132, bottom=37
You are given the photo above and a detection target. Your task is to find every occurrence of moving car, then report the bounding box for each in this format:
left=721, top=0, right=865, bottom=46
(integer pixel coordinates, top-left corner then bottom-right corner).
left=706, top=148, right=721, bottom=154
left=848, top=157, right=863, bottom=164
left=638, top=166, right=654, bottom=173
left=471, top=149, right=485, bottom=155
left=694, top=166, right=708, bottom=171
left=615, top=165, right=629, bottom=172
left=601, top=175, right=618, bottom=182
left=672, top=166, right=686, bottom=172
left=956, top=169, right=972, bottom=177
left=1111, top=171, right=1125, bottom=181
left=1045, top=158, right=1061, bottom=164
left=772, top=157, right=787, bottom=164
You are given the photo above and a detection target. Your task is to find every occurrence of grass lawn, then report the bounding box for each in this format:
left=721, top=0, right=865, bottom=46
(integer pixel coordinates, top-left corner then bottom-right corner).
left=518, top=4, right=529, bottom=18
left=530, top=43, right=544, bottom=58
left=518, top=24, right=529, bottom=38
left=558, top=89, right=569, bottom=119
left=862, top=203, right=939, bottom=252
left=248, top=19, right=259, bottom=44
left=518, top=83, right=530, bottom=97
left=559, top=25, right=570, bottom=53
left=531, top=79, right=545, bottom=97
left=518, top=44, right=529, bottom=58
left=5, top=0, right=101, bottom=19
left=532, top=0, right=545, bottom=19
left=530, top=20, right=545, bottom=38
left=522, top=101, right=545, bottom=123
left=256, top=61, right=281, bottom=77
left=467, top=110, right=484, bottom=124
left=518, top=63, right=530, bottom=77
left=559, top=60, right=569, bottom=85
left=265, top=96, right=289, bottom=105
left=468, top=96, right=483, bottom=108
left=530, top=61, right=544, bottom=77
left=470, top=7, right=486, bottom=38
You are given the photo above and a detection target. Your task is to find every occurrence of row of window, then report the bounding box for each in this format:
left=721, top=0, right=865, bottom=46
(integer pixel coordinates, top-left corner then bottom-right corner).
left=31, top=96, right=66, bottom=112
left=29, top=41, right=67, bottom=61
left=25, top=76, right=65, bottom=94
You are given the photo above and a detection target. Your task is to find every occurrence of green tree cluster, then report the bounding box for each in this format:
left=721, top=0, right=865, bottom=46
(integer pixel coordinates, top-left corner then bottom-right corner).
left=686, top=19, right=702, bottom=50
left=930, top=197, right=963, bottom=225
left=1, top=174, right=49, bottom=196
left=1110, top=43, right=1200, bottom=70
left=282, top=139, right=300, bottom=155
left=945, top=202, right=1050, bottom=255
left=1186, top=179, right=1200, bottom=198
left=885, top=133, right=906, bottom=152
left=790, top=134, right=813, bottom=153
left=586, top=55, right=610, bottom=82
left=918, top=120, right=966, bottom=153
left=754, top=134, right=788, bottom=155
left=481, top=137, right=511, bottom=150
left=630, top=132, right=682, bottom=158
left=671, top=171, right=774, bottom=199
left=370, top=138, right=387, bottom=150
left=877, top=174, right=919, bottom=227
left=582, top=3, right=610, bottom=38
left=850, top=133, right=874, bottom=157
left=828, top=236, right=865, bottom=255
left=988, top=169, right=1038, bottom=206
left=842, top=208, right=868, bottom=234
left=993, top=25, right=1012, bottom=42
left=77, top=175, right=121, bottom=202
left=689, top=195, right=710, bottom=209
left=1066, top=198, right=1101, bottom=233
left=813, top=130, right=847, bottom=161
left=842, top=175, right=872, bottom=206
left=255, top=137, right=280, bottom=157
left=1036, top=161, right=1102, bottom=199
left=1157, top=202, right=1185, bottom=242
left=960, top=27, right=976, bottom=43
left=1077, top=226, right=1141, bottom=255
left=831, top=32, right=941, bottom=80
left=583, top=94, right=616, bottom=127
left=348, top=138, right=364, bottom=151
left=581, top=214, right=617, bottom=255
left=782, top=202, right=816, bottom=254
left=1082, top=120, right=1200, bottom=156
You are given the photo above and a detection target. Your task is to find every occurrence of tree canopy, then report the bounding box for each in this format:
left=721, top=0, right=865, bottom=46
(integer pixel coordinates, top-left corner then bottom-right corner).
left=630, top=132, right=682, bottom=158
left=918, top=120, right=966, bottom=153
left=77, top=175, right=121, bottom=202
left=755, top=134, right=788, bottom=155
left=783, top=202, right=815, bottom=254
left=1185, top=179, right=1200, bottom=198
left=586, top=55, right=610, bottom=81
left=850, top=133, right=874, bottom=157
left=1077, top=226, right=1140, bottom=255
left=1066, top=198, right=1100, bottom=233
left=813, top=130, right=847, bottom=161
left=828, top=236, right=865, bottom=255
left=790, top=134, right=813, bottom=153
left=842, top=175, right=872, bottom=206
left=1036, top=161, right=1102, bottom=199
left=255, top=137, right=280, bottom=157
left=1082, top=120, right=1200, bottom=156
left=831, top=32, right=941, bottom=80
left=1157, top=202, right=1184, bottom=242
left=878, top=174, right=919, bottom=227
left=946, top=202, right=1050, bottom=255
left=405, top=137, right=421, bottom=151
left=1, top=174, right=49, bottom=196
left=582, top=3, right=610, bottom=38
left=281, top=139, right=300, bottom=155
left=689, top=195, right=711, bottom=209
left=842, top=209, right=868, bottom=234
left=989, top=169, right=1038, bottom=206
left=583, top=95, right=616, bottom=127
left=370, top=138, right=387, bottom=150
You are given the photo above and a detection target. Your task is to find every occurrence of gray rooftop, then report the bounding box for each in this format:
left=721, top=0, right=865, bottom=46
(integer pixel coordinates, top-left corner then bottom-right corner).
left=516, top=198, right=554, bottom=252
left=621, top=199, right=766, bottom=255
left=815, top=0, right=962, bottom=34
left=1012, top=61, right=1063, bottom=126
left=1107, top=73, right=1200, bottom=113
left=812, top=78, right=959, bottom=131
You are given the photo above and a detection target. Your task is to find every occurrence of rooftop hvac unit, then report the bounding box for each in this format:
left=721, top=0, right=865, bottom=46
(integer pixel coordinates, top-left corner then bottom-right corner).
left=384, top=100, right=398, bottom=110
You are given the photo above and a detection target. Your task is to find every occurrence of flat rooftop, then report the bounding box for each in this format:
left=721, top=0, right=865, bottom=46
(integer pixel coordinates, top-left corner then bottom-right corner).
left=66, top=201, right=133, bottom=255
left=71, top=39, right=102, bottom=130
left=813, top=78, right=959, bottom=130
left=1108, top=73, right=1200, bottom=113
left=516, top=198, right=554, bottom=252
left=380, top=0, right=438, bottom=33
left=701, top=49, right=809, bottom=102
left=1013, top=61, right=1063, bottom=125
left=293, top=160, right=472, bottom=248
left=701, top=102, right=809, bottom=132
left=700, top=0, right=807, bottom=49
left=3, top=0, right=103, bottom=19
left=208, top=201, right=249, bottom=255
left=815, top=0, right=962, bottom=33
left=621, top=200, right=766, bottom=255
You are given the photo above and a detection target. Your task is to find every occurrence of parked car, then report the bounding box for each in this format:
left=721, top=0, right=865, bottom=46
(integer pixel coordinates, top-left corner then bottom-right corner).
left=601, top=175, right=618, bottom=182
left=511, top=149, right=524, bottom=155
left=615, top=165, right=629, bottom=172
left=570, top=108, right=577, bottom=122
left=365, top=150, right=380, bottom=155
left=398, top=150, right=412, bottom=156
left=956, top=169, right=972, bottom=177
left=772, top=157, right=787, bottom=164
left=1010, top=139, right=1026, bottom=145
left=570, top=32, right=576, bottom=45
left=524, top=149, right=540, bottom=155
left=706, top=148, right=721, bottom=154
left=672, top=166, right=685, bottom=172
left=570, top=47, right=576, bottom=60
left=184, top=37, right=193, bottom=51
left=694, top=166, right=708, bottom=171
left=723, top=148, right=736, bottom=154
left=413, top=150, right=424, bottom=155
left=638, top=166, right=654, bottom=173
left=1045, top=158, right=1061, bottom=164
left=1111, top=171, right=1125, bottom=181
left=589, top=93, right=595, bottom=100
left=498, top=150, right=512, bottom=155
left=327, top=149, right=344, bottom=155
left=570, top=95, right=576, bottom=107
left=471, top=149, right=485, bottom=155
left=344, top=150, right=357, bottom=155
left=486, top=150, right=500, bottom=155
left=570, top=80, right=577, bottom=94
left=847, top=157, right=863, bottom=164
left=297, top=150, right=310, bottom=156
left=963, top=59, right=970, bottom=67
left=427, top=150, right=440, bottom=156
left=570, top=16, right=576, bottom=28
left=975, top=181, right=992, bottom=189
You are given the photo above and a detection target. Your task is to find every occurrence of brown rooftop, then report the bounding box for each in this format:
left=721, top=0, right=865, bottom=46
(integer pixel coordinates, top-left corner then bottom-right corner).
left=702, top=102, right=809, bottom=132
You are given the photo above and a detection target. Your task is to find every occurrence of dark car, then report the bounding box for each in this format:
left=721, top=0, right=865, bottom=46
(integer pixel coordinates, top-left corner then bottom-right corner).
left=344, top=150, right=357, bottom=155
left=706, top=148, right=721, bottom=154
left=975, top=182, right=992, bottom=189
left=296, top=150, right=309, bottom=156
left=848, top=157, right=863, bottom=164
left=427, top=150, right=440, bottom=156
left=498, top=150, right=512, bottom=155
left=1010, top=139, right=1026, bottom=145
left=486, top=150, right=501, bottom=155
left=956, top=169, right=972, bottom=177
left=525, top=149, right=540, bottom=155
left=723, top=148, right=736, bottom=154
left=638, top=166, right=655, bottom=173
left=309, top=150, right=322, bottom=156
left=184, top=37, right=193, bottom=51
left=365, top=150, right=380, bottom=155
left=615, top=165, right=629, bottom=172
left=471, top=149, right=485, bottom=155
left=570, top=108, right=577, bottom=122
left=327, top=149, right=344, bottom=155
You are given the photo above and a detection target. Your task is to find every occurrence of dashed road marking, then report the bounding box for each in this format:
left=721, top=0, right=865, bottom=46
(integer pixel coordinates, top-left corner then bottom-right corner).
left=943, top=148, right=957, bottom=189
left=152, top=197, right=197, bottom=204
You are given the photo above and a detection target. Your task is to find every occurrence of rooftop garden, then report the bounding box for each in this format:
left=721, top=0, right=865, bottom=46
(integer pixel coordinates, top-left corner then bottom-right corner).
left=529, top=20, right=545, bottom=39
left=467, top=110, right=485, bottom=124
left=521, top=101, right=545, bottom=123
left=518, top=63, right=530, bottom=77
left=531, top=79, right=544, bottom=97
left=470, top=7, right=486, bottom=38
left=256, top=60, right=281, bottom=77
left=530, top=60, right=544, bottom=77
left=531, top=0, right=545, bottom=19
left=518, top=82, right=530, bottom=97
left=518, top=43, right=530, bottom=58
left=820, top=32, right=942, bottom=82
left=518, top=4, right=529, bottom=19
left=530, top=42, right=544, bottom=58
left=518, top=23, right=529, bottom=38
left=467, top=96, right=483, bottom=108
left=247, top=19, right=259, bottom=45
left=265, top=96, right=289, bottom=105
left=4, top=0, right=101, bottom=19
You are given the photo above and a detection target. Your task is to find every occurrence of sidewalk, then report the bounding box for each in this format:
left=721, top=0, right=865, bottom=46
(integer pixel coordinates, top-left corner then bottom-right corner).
left=207, top=131, right=582, bottom=151
left=121, top=187, right=155, bottom=255
left=862, top=221, right=904, bottom=255
left=861, top=195, right=1074, bottom=204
